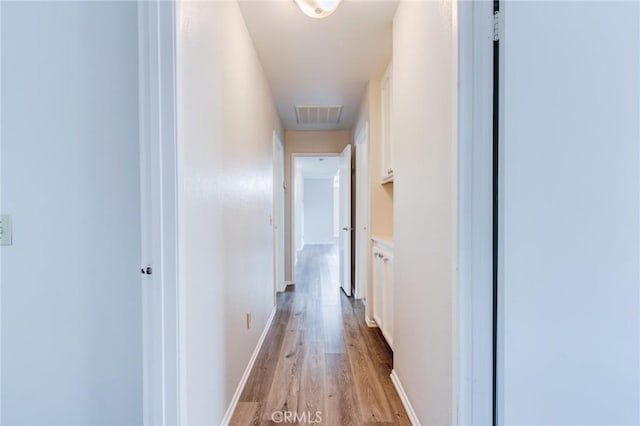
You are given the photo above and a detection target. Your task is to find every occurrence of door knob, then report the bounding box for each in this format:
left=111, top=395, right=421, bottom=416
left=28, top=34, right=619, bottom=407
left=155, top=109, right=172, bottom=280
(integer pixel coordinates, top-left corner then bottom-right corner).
left=342, top=226, right=352, bottom=231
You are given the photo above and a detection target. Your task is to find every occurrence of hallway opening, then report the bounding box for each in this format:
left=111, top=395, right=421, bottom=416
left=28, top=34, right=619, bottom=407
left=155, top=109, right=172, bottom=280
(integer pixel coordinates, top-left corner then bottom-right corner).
left=291, top=151, right=354, bottom=300
left=291, top=155, right=341, bottom=282
left=141, top=0, right=483, bottom=424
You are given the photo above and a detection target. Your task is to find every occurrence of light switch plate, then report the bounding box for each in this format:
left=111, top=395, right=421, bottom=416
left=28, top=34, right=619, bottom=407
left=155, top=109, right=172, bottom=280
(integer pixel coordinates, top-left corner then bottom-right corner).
left=0, top=215, right=12, bottom=246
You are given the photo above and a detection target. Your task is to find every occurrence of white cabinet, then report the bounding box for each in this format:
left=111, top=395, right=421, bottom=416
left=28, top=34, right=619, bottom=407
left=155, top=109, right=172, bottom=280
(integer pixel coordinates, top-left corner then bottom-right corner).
left=372, top=238, right=394, bottom=349
left=380, top=62, right=394, bottom=183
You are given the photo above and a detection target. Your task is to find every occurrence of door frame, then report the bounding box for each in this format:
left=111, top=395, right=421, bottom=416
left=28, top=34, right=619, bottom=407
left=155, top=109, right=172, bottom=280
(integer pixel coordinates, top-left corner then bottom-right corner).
left=338, top=144, right=352, bottom=297
left=0, top=2, right=3, bottom=421
left=136, top=0, right=496, bottom=423
left=290, top=153, right=341, bottom=284
left=138, top=1, right=180, bottom=424
left=273, top=132, right=286, bottom=295
left=354, top=122, right=370, bottom=301
left=456, top=0, right=496, bottom=425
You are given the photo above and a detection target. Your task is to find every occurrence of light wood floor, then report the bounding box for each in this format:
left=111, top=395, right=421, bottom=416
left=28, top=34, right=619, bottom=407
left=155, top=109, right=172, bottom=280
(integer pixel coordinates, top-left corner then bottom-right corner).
left=230, top=244, right=410, bottom=425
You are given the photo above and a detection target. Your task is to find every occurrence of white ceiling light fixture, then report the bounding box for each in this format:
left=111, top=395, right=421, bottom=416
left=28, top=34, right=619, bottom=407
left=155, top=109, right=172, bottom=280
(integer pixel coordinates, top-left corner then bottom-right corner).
left=294, top=0, right=342, bottom=19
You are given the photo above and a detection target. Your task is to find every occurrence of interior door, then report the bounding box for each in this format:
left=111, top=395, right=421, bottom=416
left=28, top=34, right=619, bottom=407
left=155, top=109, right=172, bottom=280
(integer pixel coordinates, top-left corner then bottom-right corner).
left=273, top=133, right=286, bottom=294
left=497, top=2, right=640, bottom=424
left=338, top=144, right=352, bottom=296
left=1, top=2, right=145, bottom=423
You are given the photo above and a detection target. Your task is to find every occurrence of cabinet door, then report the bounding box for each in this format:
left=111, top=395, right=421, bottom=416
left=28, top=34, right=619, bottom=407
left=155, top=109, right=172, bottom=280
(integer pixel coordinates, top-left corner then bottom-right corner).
left=372, top=248, right=383, bottom=327
left=383, top=254, right=394, bottom=349
left=380, top=250, right=394, bottom=349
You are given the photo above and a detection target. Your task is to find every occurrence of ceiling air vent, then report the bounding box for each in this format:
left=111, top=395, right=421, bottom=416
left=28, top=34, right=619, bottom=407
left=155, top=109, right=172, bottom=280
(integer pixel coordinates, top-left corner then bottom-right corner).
left=295, top=104, right=343, bottom=125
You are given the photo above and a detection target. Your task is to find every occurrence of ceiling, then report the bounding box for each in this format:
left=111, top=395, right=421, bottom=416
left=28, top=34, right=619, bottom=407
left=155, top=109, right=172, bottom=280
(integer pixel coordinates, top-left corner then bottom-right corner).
left=296, top=156, right=340, bottom=179
left=238, top=0, right=398, bottom=131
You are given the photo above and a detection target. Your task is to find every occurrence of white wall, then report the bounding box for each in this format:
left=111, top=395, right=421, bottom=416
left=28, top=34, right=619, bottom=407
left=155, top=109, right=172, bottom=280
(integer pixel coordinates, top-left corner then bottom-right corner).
left=392, top=1, right=458, bottom=424
left=303, top=178, right=335, bottom=244
left=176, top=1, right=283, bottom=423
left=1, top=2, right=142, bottom=424
left=499, top=2, right=640, bottom=424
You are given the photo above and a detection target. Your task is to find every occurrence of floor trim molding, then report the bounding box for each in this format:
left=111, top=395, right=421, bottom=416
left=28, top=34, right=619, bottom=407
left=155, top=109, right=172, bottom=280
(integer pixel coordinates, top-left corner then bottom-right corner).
left=390, top=369, right=421, bottom=426
left=221, top=306, right=277, bottom=425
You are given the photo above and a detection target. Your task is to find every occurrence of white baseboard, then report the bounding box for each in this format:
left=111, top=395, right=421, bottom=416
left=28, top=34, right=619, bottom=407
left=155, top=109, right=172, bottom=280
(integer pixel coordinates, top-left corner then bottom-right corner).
left=221, top=306, right=277, bottom=425
left=390, top=369, right=421, bottom=426
left=365, top=316, right=377, bottom=327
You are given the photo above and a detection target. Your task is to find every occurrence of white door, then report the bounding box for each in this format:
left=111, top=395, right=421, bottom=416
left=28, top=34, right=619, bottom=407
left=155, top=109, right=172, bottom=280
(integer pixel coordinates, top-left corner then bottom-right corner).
left=338, top=144, right=352, bottom=296
left=273, top=133, right=286, bottom=294
left=498, top=2, right=640, bottom=424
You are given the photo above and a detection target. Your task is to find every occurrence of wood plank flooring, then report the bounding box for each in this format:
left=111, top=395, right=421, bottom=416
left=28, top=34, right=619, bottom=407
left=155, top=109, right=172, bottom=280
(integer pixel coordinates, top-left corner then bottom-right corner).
left=231, top=245, right=409, bottom=425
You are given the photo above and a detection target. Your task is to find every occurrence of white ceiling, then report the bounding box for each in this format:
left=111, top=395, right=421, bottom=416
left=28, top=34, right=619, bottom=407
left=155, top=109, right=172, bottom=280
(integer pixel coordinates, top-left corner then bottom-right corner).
left=238, top=0, right=398, bottom=131
left=296, top=156, right=340, bottom=178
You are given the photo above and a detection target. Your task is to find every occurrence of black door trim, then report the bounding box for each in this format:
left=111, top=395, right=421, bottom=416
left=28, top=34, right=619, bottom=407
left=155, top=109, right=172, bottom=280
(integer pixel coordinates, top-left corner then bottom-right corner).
left=492, top=1, right=500, bottom=425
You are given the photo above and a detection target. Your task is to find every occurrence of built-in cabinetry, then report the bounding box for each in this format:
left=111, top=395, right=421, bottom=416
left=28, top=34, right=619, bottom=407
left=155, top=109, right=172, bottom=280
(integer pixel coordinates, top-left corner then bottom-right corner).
left=372, top=237, right=394, bottom=349
left=380, top=62, right=394, bottom=183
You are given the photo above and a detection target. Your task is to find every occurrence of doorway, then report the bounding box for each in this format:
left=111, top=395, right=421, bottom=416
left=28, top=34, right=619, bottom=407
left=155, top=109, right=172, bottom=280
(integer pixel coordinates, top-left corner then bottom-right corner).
left=291, top=148, right=351, bottom=296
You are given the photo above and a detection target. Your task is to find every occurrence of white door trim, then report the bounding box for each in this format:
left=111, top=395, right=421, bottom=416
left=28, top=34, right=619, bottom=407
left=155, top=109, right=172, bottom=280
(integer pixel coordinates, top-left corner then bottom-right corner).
left=456, top=0, right=494, bottom=425
left=0, top=2, right=4, bottom=421
left=273, top=132, right=286, bottom=295
left=354, top=122, right=370, bottom=302
left=338, top=144, right=352, bottom=296
left=138, top=1, right=180, bottom=424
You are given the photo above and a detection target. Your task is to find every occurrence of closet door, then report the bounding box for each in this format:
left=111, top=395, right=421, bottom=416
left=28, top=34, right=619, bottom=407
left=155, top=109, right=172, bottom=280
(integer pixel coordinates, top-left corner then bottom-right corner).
left=498, top=2, right=640, bottom=424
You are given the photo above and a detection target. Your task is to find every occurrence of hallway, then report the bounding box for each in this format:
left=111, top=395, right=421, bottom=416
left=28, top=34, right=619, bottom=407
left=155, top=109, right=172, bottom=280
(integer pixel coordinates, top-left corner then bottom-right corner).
left=4, top=1, right=640, bottom=424
left=231, top=245, right=409, bottom=425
